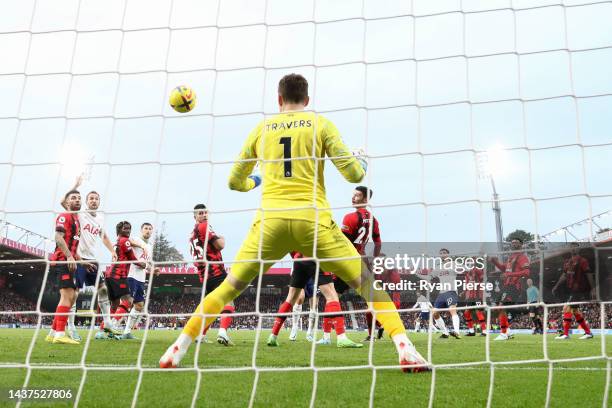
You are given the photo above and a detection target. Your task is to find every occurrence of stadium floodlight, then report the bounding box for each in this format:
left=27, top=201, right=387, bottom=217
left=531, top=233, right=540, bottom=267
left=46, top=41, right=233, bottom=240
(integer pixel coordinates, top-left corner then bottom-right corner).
left=476, top=145, right=507, bottom=254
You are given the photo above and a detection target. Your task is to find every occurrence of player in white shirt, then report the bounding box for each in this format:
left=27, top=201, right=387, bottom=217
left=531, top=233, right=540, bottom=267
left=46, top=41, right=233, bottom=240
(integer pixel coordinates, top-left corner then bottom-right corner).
left=122, top=223, right=156, bottom=339
left=75, top=196, right=123, bottom=340
left=419, top=248, right=461, bottom=339
left=411, top=292, right=433, bottom=333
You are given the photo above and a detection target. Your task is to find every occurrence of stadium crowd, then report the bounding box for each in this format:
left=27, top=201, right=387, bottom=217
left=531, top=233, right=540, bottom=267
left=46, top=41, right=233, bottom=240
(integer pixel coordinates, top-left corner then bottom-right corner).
left=0, top=290, right=46, bottom=325
left=1, top=288, right=610, bottom=330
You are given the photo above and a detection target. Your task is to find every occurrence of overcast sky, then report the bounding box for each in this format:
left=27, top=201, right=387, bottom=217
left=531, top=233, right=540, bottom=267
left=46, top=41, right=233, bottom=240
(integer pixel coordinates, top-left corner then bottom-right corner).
left=0, top=0, right=611, bottom=263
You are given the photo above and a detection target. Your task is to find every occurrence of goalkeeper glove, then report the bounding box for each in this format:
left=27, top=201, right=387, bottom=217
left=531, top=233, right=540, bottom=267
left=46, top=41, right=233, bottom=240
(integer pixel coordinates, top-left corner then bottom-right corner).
left=352, top=148, right=368, bottom=174
left=248, top=174, right=262, bottom=189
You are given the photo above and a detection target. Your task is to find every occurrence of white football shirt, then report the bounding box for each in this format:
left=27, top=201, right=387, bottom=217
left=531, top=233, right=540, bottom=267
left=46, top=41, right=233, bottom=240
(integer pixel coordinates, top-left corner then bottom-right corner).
left=77, top=211, right=104, bottom=260
left=429, top=267, right=459, bottom=293
left=128, top=236, right=152, bottom=282
left=412, top=295, right=432, bottom=312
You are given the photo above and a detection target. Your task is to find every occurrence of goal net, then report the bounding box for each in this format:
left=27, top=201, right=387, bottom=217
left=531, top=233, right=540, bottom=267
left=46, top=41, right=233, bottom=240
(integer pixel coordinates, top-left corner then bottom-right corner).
left=0, top=0, right=610, bottom=407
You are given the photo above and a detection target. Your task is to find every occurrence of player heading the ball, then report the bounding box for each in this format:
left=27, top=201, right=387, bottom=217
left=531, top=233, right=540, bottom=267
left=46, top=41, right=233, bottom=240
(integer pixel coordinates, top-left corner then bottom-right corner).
left=160, top=73, right=428, bottom=372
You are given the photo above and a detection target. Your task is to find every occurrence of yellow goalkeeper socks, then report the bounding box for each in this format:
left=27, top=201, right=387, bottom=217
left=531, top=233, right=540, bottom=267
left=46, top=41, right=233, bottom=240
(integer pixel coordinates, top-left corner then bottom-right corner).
left=183, top=280, right=242, bottom=340
left=368, top=301, right=406, bottom=338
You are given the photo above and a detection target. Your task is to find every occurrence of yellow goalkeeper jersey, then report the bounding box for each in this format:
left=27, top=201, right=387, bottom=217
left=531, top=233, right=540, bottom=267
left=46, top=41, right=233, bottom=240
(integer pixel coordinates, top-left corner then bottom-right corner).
left=228, top=111, right=365, bottom=226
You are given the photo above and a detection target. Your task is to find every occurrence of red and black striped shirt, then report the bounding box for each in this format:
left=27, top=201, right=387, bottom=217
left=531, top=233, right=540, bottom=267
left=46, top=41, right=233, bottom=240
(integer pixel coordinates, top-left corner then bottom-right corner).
left=464, top=267, right=484, bottom=300
left=563, top=255, right=591, bottom=292
left=107, top=236, right=137, bottom=280
left=492, top=253, right=530, bottom=291
left=190, top=222, right=226, bottom=279
left=341, top=208, right=381, bottom=255
left=51, top=213, right=80, bottom=263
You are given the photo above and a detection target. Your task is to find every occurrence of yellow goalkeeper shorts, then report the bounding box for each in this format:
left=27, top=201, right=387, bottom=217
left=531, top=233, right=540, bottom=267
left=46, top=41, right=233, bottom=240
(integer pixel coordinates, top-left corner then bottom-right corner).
left=230, top=218, right=362, bottom=285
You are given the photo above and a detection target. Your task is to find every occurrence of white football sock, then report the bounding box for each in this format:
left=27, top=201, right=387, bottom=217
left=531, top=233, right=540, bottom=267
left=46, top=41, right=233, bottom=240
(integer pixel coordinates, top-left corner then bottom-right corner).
left=435, top=317, right=449, bottom=335
left=67, top=303, right=77, bottom=331
left=97, top=286, right=112, bottom=327
left=292, top=304, right=302, bottom=329
left=307, top=311, right=316, bottom=335
left=391, top=333, right=415, bottom=354
left=218, top=328, right=227, bottom=337
left=451, top=314, right=460, bottom=334
left=323, top=332, right=331, bottom=341
left=414, top=321, right=421, bottom=332
left=54, top=331, right=65, bottom=338
left=177, top=333, right=193, bottom=351
left=124, top=307, right=141, bottom=335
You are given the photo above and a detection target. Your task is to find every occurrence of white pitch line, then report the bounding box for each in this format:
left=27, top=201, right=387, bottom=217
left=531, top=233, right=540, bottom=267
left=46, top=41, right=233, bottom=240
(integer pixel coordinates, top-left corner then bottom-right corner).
left=0, top=363, right=607, bottom=371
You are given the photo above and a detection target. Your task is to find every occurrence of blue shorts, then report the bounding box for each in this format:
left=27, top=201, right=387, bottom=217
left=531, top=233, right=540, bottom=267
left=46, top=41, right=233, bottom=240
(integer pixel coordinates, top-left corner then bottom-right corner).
left=434, top=291, right=459, bottom=309
left=304, top=277, right=315, bottom=298
left=419, top=311, right=430, bottom=321
left=76, top=263, right=99, bottom=288
left=128, top=277, right=145, bottom=303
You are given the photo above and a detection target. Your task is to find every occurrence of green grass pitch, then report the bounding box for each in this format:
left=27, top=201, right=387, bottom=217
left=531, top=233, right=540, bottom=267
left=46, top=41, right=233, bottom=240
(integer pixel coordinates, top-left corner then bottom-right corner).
left=0, top=329, right=609, bottom=407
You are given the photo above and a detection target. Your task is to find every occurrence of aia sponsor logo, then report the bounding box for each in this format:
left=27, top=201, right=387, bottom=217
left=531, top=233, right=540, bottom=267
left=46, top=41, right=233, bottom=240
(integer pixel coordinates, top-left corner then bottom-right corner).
left=83, top=223, right=100, bottom=236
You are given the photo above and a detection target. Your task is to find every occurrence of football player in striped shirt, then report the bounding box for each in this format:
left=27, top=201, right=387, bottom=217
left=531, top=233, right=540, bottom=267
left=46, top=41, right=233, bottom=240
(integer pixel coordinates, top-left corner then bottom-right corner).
left=190, top=204, right=235, bottom=346
left=489, top=238, right=531, bottom=341
left=552, top=244, right=594, bottom=340
left=340, top=186, right=385, bottom=341
left=47, top=190, right=82, bottom=345
left=461, top=261, right=487, bottom=336
left=106, top=221, right=146, bottom=329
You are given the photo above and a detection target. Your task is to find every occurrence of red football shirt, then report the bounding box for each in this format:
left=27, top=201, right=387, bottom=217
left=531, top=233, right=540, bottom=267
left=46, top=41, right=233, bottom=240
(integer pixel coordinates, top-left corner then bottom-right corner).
left=492, top=253, right=530, bottom=291
left=107, top=236, right=137, bottom=280
left=190, top=222, right=226, bottom=279
left=463, top=267, right=484, bottom=300
left=51, top=213, right=80, bottom=263
left=341, top=208, right=381, bottom=254
left=563, top=255, right=591, bottom=292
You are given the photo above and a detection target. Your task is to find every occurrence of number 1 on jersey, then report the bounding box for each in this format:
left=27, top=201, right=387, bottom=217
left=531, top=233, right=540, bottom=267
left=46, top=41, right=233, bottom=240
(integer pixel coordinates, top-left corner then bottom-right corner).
left=279, top=137, right=292, bottom=177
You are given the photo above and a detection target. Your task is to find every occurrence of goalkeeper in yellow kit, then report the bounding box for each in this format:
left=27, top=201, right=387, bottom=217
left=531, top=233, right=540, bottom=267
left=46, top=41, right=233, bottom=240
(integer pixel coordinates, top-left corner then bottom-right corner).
left=160, top=74, right=428, bottom=372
